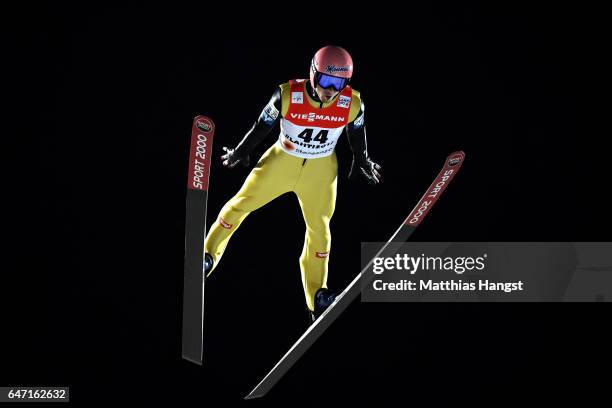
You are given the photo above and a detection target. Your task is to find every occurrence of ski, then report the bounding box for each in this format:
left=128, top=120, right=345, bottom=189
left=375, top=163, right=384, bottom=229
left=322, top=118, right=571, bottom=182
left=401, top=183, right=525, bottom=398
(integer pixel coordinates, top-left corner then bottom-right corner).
left=182, top=115, right=216, bottom=365
left=245, top=151, right=465, bottom=398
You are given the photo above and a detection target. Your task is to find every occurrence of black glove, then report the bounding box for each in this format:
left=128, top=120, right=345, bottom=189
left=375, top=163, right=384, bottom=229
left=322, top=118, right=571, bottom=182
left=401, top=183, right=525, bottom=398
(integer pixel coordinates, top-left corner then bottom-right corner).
left=349, top=157, right=382, bottom=184
left=221, top=146, right=250, bottom=168
left=345, top=102, right=381, bottom=185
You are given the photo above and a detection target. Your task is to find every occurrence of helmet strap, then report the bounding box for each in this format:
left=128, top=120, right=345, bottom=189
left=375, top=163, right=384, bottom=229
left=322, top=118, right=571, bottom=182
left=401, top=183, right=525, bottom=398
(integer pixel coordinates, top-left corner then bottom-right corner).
left=305, top=80, right=322, bottom=102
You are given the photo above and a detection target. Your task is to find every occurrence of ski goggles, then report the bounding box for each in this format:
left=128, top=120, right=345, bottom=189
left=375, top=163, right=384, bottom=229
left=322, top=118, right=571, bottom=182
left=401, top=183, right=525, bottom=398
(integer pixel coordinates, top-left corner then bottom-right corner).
left=315, top=72, right=349, bottom=91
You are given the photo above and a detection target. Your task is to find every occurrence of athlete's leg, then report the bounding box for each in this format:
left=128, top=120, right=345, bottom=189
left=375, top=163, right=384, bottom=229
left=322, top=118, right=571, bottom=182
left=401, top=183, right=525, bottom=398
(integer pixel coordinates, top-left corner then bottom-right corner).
left=294, top=153, right=338, bottom=311
left=205, top=145, right=297, bottom=275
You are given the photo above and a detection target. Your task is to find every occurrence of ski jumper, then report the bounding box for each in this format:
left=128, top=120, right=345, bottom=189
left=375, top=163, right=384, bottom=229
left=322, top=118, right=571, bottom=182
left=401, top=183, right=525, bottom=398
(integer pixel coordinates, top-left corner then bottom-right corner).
left=204, top=79, right=364, bottom=311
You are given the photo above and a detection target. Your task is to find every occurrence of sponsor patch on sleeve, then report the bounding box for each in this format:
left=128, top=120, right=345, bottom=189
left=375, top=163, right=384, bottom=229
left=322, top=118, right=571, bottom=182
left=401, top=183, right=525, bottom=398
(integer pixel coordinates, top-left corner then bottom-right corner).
left=259, top=102, right=279, bottom=125
left=353, top=112, right=365, bottom=128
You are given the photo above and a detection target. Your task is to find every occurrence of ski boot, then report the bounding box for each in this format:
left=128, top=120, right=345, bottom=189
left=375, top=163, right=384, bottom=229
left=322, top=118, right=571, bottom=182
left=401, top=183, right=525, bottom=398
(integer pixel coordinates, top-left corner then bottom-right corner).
left=308, top=288, right=337, bottom=323
left=204, top=253, right=214, bottom=278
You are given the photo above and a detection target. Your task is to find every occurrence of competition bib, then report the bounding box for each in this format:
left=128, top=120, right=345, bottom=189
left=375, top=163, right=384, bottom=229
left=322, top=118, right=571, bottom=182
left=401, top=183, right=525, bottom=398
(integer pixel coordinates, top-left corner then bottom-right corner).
left=278, top=79, right=352, bottom=159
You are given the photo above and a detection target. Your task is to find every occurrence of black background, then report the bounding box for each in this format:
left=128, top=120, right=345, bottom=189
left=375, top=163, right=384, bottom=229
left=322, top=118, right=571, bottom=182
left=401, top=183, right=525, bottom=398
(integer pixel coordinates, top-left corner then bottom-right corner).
left=5, top=2, right=608, bottom=406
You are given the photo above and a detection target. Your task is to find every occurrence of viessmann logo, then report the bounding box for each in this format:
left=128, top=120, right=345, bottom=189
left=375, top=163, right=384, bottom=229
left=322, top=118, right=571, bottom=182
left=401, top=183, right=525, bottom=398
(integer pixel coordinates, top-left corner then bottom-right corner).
left=290, top=113, right=344, bottom=123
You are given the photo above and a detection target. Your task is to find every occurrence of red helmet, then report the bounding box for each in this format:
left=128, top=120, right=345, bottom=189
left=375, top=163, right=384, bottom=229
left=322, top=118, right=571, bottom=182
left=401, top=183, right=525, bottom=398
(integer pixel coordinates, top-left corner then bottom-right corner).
left=310, top=45, right=353, bottom=91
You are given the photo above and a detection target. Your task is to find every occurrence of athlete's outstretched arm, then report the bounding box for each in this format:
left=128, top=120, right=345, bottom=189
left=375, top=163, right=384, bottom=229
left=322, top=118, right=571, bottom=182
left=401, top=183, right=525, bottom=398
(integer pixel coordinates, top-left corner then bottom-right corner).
left=346, top=98, right=382, bottom=184
left=221, top=88, right=282, bottom=168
